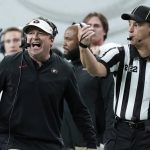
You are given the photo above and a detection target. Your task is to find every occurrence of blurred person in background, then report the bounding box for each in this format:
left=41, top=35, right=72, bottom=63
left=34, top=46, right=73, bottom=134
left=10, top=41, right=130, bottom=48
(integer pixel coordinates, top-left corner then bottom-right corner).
left=83, top=12, right=117, bottom=149
left=83, top=12, right=108, bottom=55
left=62, top=23, right=114, bottom=150
left=0, top=27, right=22, bottom=56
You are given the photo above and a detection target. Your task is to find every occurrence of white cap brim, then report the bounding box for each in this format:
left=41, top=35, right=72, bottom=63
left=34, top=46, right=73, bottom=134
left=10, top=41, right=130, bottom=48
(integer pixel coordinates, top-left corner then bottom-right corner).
left=23, top=19, right=53, bottom=35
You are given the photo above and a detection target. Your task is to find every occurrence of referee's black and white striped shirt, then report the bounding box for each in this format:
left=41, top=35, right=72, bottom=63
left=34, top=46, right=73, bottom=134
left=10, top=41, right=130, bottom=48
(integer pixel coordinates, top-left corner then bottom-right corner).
left=98, top=44, right=150, bottom=121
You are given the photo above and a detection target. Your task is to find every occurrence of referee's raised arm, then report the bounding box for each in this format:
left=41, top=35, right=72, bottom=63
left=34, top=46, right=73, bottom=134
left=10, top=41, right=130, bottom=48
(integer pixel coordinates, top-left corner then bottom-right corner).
left=78, top=25, right=107, bottom=77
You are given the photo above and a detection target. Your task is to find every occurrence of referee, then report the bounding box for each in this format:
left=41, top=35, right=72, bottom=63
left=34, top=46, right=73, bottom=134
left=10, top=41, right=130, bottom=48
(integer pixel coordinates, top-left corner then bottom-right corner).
left=78, top=5, right=150, bottom=150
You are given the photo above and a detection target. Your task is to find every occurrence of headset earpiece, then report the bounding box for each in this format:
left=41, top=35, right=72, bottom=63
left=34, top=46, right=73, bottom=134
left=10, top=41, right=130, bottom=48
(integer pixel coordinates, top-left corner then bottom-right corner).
left=37, top=17, right=58, bottom=38
left=20, top=32, right=26, bottom=47
left=0, top=41, right=5, bottom=54
left=50, top=22, right=58, bottom=38
left=20, top=31, right=30, bottom=50
left=0, top=31, right=5, bottom=54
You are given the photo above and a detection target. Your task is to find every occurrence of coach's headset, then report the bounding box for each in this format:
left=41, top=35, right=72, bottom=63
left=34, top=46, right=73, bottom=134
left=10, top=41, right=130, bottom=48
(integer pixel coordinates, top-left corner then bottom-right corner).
left=0, top=30, right=5, bottom=54
left=35, top=17, right=58, bottom=38
left=22, top=17, right=58, bottom=49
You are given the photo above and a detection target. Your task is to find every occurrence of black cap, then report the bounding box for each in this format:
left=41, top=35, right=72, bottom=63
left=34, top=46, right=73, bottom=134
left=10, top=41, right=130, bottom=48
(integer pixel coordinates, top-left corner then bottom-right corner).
left=121, top=5, right=150, bottom=22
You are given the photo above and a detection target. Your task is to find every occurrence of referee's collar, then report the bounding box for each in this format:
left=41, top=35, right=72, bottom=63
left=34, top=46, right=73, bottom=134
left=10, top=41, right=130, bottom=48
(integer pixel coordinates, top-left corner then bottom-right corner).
left=130, top=44, right=150, bottom=60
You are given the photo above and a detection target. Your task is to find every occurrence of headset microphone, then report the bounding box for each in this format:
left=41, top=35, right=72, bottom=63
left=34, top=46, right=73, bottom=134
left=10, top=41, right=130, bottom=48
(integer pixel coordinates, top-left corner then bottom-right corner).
left=19, top=43, right=30, bottom=53
left=138, top=39, right=142, bottom=43
left=127, top=37, right=132, bottom=41
left=26, top=43, right=31, bottom=47
left=20, top=42, right=30, bottom=48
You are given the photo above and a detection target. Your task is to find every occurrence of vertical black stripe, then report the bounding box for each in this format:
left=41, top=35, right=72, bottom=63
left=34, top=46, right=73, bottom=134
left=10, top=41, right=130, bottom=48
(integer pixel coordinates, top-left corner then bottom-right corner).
left=115, top=47, right=125, bottom=115
left=120, top=59, right=133, bottom=119
left=132, top=59, right=146, bottom=120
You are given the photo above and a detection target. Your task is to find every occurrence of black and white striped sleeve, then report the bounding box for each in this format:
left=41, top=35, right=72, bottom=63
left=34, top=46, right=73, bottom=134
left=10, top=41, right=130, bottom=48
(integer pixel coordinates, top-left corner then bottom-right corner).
left=97, top=47, right=121, bottom=74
